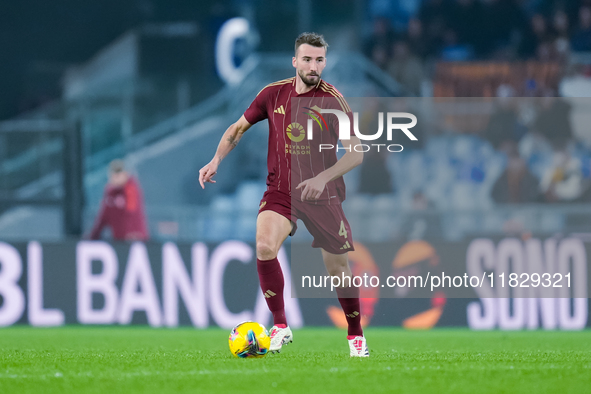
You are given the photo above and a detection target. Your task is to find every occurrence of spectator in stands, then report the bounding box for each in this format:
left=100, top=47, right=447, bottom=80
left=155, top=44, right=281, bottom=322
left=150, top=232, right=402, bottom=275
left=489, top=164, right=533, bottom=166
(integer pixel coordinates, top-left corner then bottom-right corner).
left=491, top=144, right=539, bottom=203
left=540, top=151, right=586, bottom=203
left=357, top=98, right=394, bottom=195
left=571, top=6, right=591, bottom=52
left=412, top=191, right=433, bottom=210
left=536, top=40, right=557, bottom=61
left=440, top=29, right=474, bottom=61
left=357, top=149, right=394, bottom=195
left=532, top=95, right=573, bottom=151
left=520, top=13, right=554, bottom=59
left=371, top=44, right=390, bottom=70
left=552, top=10, right=571, bottom=59
left=482, top=86, right=525, bottom=150
left=418, top=0, right=450, bottom=43
left=448, top=0, right=486, bottom=56
left=88, top=159, right=149, bottom=241
left=483, top=0, right=528, bottom=58
left=405, top=18, right=431, bottom=60
left=364, top=17, right=395, bottom=61
left=387, top=40, right=424, bottom=95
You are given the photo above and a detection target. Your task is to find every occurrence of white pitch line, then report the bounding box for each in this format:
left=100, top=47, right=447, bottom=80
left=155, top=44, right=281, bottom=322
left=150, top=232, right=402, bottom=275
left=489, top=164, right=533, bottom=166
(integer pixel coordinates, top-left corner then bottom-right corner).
left=0, top=363, right=587, bottom=380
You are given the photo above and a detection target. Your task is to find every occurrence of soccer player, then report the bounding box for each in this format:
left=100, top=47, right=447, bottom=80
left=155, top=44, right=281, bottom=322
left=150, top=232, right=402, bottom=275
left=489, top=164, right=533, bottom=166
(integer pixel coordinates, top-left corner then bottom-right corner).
left=199, top=32, right=369, bottom=357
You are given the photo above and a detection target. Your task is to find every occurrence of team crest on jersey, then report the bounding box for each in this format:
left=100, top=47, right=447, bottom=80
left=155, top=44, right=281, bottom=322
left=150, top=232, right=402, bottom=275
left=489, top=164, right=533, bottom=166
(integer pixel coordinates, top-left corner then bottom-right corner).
left=286, top=122, right=305, bottom=142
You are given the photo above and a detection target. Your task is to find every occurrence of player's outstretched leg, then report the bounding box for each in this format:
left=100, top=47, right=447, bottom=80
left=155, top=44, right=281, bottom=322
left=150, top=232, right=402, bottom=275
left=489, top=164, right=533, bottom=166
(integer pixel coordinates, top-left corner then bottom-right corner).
left=336, top=286, right=369, bottom=357
left=322, top=249, right=370, bottom=357
left=257, top=256, right=293, bottom=352
left=256, top=210, right=293, bottom=353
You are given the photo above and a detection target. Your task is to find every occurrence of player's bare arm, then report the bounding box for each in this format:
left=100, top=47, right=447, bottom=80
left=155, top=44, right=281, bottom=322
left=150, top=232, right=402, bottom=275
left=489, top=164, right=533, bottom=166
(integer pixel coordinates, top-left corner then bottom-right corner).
left=297, top=136, right=363, bottom=201
left=199, top=115, right=252, bottom=189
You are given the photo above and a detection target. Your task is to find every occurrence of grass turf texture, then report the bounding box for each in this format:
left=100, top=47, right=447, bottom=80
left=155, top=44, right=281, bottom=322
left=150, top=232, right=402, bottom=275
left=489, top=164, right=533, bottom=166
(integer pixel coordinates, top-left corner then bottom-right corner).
left=0, top=327, right=590, bottom=393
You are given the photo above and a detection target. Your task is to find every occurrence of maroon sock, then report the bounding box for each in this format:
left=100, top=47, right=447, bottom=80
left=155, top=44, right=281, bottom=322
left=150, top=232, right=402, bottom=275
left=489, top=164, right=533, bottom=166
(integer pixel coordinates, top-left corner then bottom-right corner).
left=257, top=257, right=287, bottom=326
left=336, top=286, right=363, bottom=337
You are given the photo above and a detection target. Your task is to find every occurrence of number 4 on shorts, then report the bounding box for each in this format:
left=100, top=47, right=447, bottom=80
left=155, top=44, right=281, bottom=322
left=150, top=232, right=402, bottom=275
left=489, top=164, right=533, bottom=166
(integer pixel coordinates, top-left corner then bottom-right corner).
left=339, top=220, right=348, bottom=238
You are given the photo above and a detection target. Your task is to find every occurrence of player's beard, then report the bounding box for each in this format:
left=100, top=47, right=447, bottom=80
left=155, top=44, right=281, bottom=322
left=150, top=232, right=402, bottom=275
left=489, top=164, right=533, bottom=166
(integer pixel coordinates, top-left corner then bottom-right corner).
left=298, top=69, right=320, bottom=86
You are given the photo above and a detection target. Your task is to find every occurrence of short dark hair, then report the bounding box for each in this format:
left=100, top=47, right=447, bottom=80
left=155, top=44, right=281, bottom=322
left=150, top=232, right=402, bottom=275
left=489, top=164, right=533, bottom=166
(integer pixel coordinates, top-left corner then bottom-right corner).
left=109, top=159, right=125, bottom=174
left=295, top=32, right=328, bottom=55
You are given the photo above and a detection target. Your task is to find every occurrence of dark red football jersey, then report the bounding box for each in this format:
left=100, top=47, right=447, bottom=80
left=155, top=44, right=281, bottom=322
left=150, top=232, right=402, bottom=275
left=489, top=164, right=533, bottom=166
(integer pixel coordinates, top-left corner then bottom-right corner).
left=89, top=176, right=149, bottom=241
left=243, top=77, right=353, bottom=204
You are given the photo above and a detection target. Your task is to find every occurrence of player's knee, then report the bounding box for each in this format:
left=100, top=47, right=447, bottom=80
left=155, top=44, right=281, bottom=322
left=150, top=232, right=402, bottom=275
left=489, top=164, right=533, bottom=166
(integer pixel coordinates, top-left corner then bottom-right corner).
left=256, top=241, right=277, bottom=261
left=325, top=257, right=350, bottom=277
left=326, top=264, right=346, bottom=277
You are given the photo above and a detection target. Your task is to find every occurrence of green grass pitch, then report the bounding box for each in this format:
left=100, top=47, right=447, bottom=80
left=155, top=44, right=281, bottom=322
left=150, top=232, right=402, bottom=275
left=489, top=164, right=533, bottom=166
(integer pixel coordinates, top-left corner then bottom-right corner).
left=0, top=327, right=590, bottom=393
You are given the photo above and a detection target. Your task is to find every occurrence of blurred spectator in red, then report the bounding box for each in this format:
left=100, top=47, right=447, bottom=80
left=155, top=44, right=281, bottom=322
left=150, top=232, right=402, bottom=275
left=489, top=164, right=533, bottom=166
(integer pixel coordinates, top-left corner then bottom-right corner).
left=571, top=6, right=591, bottom=52
left=88, top=159, right=149, bottom=241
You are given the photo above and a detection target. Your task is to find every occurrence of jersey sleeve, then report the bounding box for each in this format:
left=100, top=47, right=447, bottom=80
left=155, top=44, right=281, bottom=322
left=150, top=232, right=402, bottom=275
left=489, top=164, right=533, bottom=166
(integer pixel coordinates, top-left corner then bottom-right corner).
left=327, top=94, right=355, bottom=138
left=243, top=85, right=272, bottom=125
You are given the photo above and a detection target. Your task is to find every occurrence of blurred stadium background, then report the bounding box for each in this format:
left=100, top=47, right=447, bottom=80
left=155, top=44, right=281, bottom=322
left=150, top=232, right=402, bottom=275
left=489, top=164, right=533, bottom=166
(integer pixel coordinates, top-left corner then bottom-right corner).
left=0, top=0, right=590, bottom=330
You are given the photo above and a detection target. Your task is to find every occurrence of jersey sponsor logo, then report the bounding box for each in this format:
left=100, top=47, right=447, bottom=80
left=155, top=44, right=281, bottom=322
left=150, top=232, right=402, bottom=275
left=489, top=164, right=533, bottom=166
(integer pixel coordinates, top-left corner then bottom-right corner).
left=286, top=122, right=305, bottom=142
left=285, top=143, right=311, bottom=155
left=274, top=105, right=286, bottom=115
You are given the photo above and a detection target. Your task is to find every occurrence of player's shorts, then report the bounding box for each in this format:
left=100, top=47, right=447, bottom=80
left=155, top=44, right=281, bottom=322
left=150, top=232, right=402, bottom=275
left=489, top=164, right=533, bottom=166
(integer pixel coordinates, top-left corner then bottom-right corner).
left=258, top=190, right=354, bottom=255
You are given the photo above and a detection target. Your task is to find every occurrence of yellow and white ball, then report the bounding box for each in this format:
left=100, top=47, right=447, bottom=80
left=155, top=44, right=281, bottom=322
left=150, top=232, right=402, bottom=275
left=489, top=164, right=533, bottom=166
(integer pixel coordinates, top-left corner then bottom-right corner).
left=228, top=321, right=271, bottom=358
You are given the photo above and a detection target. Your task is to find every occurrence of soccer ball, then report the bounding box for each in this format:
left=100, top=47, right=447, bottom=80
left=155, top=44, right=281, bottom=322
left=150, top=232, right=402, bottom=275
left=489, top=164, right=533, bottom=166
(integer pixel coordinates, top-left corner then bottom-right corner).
left=228, top=321, right=271, bottom=358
